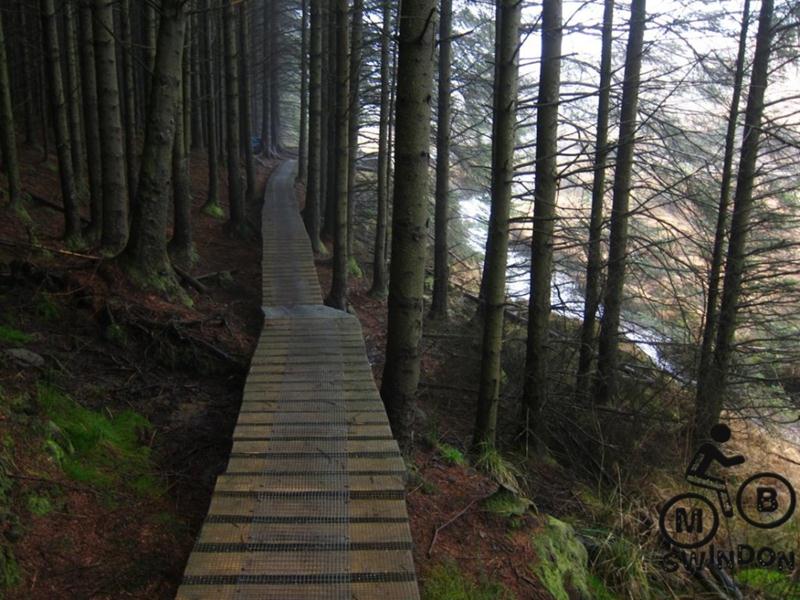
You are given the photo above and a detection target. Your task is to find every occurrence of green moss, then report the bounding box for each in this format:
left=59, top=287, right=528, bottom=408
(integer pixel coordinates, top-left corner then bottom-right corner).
left=26, top=494, right=52, bottom=517
left=423, top=561, right=516, bottom=600
left=0, top=326, right=32, bottom=345
left=202, top=202, right=225, bottom=219
left=347, top=256, right=363, bottom=278
left=737, top=568, right=798, bottom=598
left=531, top=516, right=593, bottom=600
left=37, top=384, right=162, bottom=498
left=483, top=487, right=531, bottom=518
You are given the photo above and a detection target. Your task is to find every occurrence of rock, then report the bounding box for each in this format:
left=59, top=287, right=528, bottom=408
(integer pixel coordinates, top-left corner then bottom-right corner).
left=4, top=348, right=45, bottom=368
left=531, top=516, right=594, bottom=600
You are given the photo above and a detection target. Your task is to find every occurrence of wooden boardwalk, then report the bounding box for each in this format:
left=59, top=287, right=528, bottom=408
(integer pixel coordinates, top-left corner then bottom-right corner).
left=177, top=161, right=420, bottom=599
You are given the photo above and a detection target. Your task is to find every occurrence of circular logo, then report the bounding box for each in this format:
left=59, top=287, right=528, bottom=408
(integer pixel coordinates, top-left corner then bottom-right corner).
left=659, top=492, right=719, bottom=549
left=735, top=472, right=796, bottom=529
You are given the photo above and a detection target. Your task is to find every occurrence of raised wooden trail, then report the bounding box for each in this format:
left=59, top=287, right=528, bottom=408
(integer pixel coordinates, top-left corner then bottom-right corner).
left=177, top=161, right=420, bottom=599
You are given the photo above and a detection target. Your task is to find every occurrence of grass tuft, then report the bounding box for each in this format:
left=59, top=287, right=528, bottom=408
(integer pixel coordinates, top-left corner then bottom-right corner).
left=438, top=442, right=467, bottom=466
left=474, top=444, right=521, bottom=492
left=423, top=561, right=516, bottom=600
left=0, top=325, right=32, bottom=345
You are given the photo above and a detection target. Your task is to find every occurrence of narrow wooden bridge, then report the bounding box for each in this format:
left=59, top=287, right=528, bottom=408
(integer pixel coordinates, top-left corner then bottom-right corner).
left=177, top=161, right=420, bottom=599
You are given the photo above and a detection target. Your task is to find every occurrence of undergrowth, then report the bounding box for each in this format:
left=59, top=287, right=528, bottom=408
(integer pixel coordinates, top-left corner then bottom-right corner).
left=37, top=384, right=162, bottom=498
left=0, top=325, right=32, bottom=345
left=423, top=561, right=516, bottom=600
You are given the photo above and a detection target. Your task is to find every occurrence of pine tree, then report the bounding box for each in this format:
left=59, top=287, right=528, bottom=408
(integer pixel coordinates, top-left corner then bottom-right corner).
left=120, top=0, right=187, bottom=295
left=303, top=0, right=325, bottom=253
left=324, top=0, right=350, bottom=310
left=523, top=0, right=563, bottom=435
left=41, top=0, right=82, bottom=245
left=0, top=8, right=24, bottom=214
left=430, top=0, right=453, bottom=320
left=223, top=0, right=246, bottom=236
left=575, top=0, right=614, bottom=397
left=380, top=0, right=437, bottom=449
left=473, top=0, right=522, bottom=450
left=367, top=0, right=392, bottom=299
left=593, top=0, right=647, bottom=405
left=694, top=0, right=775, bottom=441
left=94, top=0, right=130, bottom=254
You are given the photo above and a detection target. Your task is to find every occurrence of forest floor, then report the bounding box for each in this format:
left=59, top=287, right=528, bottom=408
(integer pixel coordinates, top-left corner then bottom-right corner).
left=0, top=146, right=275, bottom=599
left=4, top=153, right=793, bottom=599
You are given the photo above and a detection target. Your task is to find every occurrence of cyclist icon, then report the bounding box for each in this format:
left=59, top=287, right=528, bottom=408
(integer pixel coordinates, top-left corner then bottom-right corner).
left=684, top=423, right=744, bottom=518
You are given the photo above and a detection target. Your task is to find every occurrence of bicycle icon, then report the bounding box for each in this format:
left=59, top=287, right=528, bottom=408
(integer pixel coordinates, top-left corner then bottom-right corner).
left=658, top=424, right=796, bottom=549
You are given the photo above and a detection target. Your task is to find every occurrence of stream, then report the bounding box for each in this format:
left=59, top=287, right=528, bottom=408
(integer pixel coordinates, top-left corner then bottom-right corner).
left=459, top=194, right=676, bottom=373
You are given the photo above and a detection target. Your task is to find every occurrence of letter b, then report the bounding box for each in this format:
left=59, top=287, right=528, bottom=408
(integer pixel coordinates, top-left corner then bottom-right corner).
left=757, top=487, right=778, bottom=513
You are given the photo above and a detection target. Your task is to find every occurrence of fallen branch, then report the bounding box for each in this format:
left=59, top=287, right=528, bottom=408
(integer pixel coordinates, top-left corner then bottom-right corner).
left=428, top=492, right=494, bottom=557
left=29, top=193, right=90, bottom=225
left=173, top=266, right=208, bottom=294
left=196, top=269, right=237, bottom=281
left=0, top=238, right=101, bottom=261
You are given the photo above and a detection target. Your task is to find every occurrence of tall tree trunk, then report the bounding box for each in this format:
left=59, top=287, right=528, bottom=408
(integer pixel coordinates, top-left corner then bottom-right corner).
left=367, top=0, right=392, bottom=299
left=202, top=0, right=221, bottom=216
left=261, top=0, right=273, bottom=153
left=143, top=2, right=158, bottom=112
left=345, top=0, right=362, bottom=263
left=430, top=0, right=452, bottom=320
left=474, top=0, right=504, bottom=320
left=182, top=15, right=192, bottom=153
left=694, top=0, right=774, bottom=441
left=64, top=0, right=85, bottom=186
left=695, top=0, right=751, bottom=412
left=379, top=0, right=436, bottom=450
left=239, top=4, right=256, bottom=204
left=39, top=34, right=49, bottom=161
left=41, top=0, right=82, bottom=245
left=575, top=0, right=614, bottom=397
left=269, top=0, right=281, bottom=149
left=120, top=0, right=139, bottom=204
left=321, top=1, right=337, bottom=241
left=303, top=0, right=325, bottom=252
left=324, top=0, right=349, bottom=310
left=318, top=0, right=330, bottom=233
left=522, top=0, right=563, bottom=437
left=191, top=8, right=204, bottom=149
left=78, top=0, right=103, bottom=240
left=0, top=8, right=23, bottom=212
left=472, top=0, right=522, bottom=450
left=17, top=1, right=34, bottom=146
left=168, top=24, right=194, bottom=270
left=223, top=0, right=246, bottom=236
left=593, top=0, right=647, bottom=405
left=94, top=0, right=129, bottom=254
left=121, top=0, right=186, bottom=294
left=297, top=0, right=309, bottom=183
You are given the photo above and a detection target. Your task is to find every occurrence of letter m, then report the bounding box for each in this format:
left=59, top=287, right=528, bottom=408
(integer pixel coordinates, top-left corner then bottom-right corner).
left=675, top=508, right=703, bottom=533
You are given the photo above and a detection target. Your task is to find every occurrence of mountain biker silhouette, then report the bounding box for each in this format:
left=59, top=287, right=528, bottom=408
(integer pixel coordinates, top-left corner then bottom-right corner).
left=685, top=423, right=745, bottom=517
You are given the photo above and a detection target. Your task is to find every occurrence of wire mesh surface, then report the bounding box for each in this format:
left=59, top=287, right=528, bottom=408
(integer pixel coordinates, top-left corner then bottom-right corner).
left=176, top=161, right=419, bottom=599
